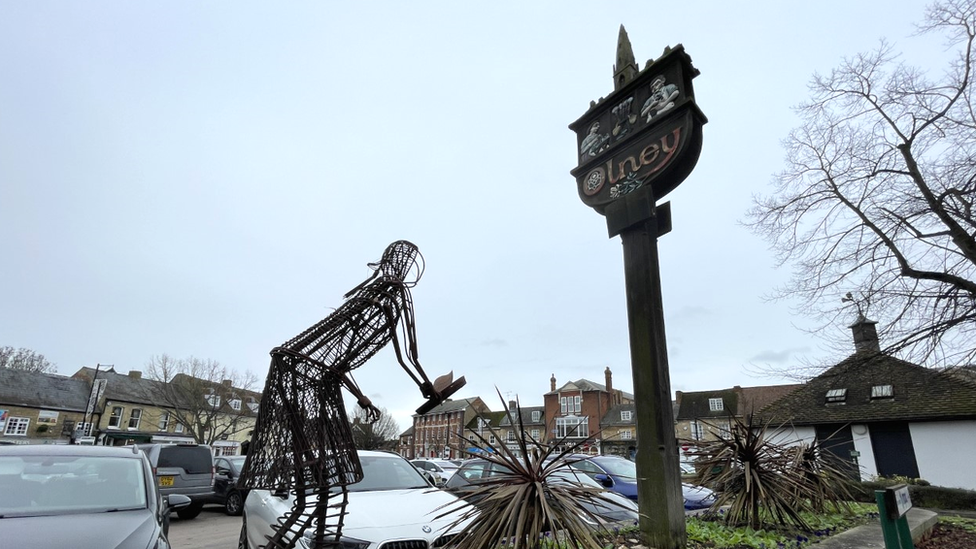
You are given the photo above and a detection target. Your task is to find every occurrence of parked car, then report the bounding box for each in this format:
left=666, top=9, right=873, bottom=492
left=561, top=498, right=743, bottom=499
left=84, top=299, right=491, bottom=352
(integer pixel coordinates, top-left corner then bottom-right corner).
left=410, top=458, right=460, bottom=485
left=241, top=450, right=474, bottom=549
left=213, top=454, right=249, bottom=516
left=0, top=444, right=191, bottom=549
left=137, top=442, right=215, bottom=519
left=444, top=458, right=639, bottom=525
left=560, top=454, right=716, bottom=510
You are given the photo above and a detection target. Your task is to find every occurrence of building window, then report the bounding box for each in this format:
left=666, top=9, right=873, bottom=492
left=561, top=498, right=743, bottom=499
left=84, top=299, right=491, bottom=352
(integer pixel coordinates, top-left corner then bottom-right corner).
left=574, top=396, right=581, bottom=413
left=531, top=411, right=541, bottom=422
left=506, top=431, right=516, bottom=442
left=174, top=422, right=184, bottom=433
left=531, top=429, right=540, bottom=439
left=690, top=421, right=704, bottom=441
left=206, top=391, right=221, bottom=408
left=108, top=406, right=124, bottom=428
left=229, top=398, right=242, bottom=411
left=74, top=422, right=94, bottom=437
left=709, top=398, right=724, bottom=411
left=488, top=435, right=496, bottom=444
left=246, top=398, right=259, bottom=413
left=560, top=397, right=567, bottom=414
left=128, top=409, right=142, bottom=430
left=4, top=417, right=30, bottom=436
left=556, top=416, right=589, bottom=438
left=621, top=429, right=633, bottom=440
left=871, top=385, right=893, bottom=399
left=158, top=412, right=170, bottom=431
left=825, top=388, right=847, bottom=404
left=620, top=410, right=632, bottom=421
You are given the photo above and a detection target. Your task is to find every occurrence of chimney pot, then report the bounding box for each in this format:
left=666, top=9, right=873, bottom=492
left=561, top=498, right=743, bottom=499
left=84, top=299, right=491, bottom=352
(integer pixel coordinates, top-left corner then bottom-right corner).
left=550, top=374, right=556, bottom=392
left=604, top=367, right=613, bottom=393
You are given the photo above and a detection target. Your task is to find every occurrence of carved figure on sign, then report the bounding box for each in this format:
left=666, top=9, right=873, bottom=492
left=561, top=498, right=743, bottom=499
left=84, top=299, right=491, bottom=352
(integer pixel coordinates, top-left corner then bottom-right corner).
left=580, top=121, right=611, bottom=160
left=238, top=240, right=465, bottom=549
left=641, top=75, right=679, bottom=122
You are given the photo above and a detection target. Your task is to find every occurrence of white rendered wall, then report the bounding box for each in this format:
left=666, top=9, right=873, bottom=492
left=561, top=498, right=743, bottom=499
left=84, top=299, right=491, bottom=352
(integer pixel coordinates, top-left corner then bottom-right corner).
left=766, top=425, right=816, bottom=447
left=851, top=424, right=878, bottom=481
left=909, top=420, right=976, bottom=491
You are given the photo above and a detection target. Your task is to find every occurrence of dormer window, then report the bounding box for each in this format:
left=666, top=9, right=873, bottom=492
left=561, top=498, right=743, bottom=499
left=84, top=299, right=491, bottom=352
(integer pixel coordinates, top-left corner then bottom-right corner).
left=709, top=398, right=724, bottom=412
left=825, top=388, right=847, bottom=404
left=229, top=397, right=242, bottom=411
left=246, top=397, right=260, bottom=413
left=205, top=390, right=221, bottom=408
left=871, top=385, right=894, bottom=399
left=621, top=410, right=633, bottom=421
left=531, top=411, right=541, bottom=422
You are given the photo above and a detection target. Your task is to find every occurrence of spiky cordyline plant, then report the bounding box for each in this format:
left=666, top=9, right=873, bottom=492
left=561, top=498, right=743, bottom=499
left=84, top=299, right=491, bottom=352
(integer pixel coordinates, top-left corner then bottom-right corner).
left=682, top=414, right=857, bottom=531
left=436, top=391, right=639, bottom=549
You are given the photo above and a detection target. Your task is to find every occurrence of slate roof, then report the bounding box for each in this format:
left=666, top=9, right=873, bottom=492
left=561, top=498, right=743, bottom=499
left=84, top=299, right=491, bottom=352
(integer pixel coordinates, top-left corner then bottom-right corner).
left=399, top=425, right=415, bottom=437
left=74, top=367, right=170, bottom=405
left=761, top=352, right=976, bottom=425
left=414, top=397, right=481, bottom=416
left=498, top=405, right=545, bottom=427
left=675, top=388, right=738, bottom=421
left=546, top=379, right=635, bottom=401
left=464, top=410, right=508, bottom=431
left=601, top=403, right=636, bottom=426
left=0, top=368, right=91, bottom=412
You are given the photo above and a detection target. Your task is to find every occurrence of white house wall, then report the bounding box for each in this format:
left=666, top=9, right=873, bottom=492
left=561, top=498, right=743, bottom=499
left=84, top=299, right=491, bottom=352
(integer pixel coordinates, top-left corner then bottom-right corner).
left=909, top=420, right=976, bottom=491
left=765, top=425, right=816, bottom=447
left=850, top=424, right=878, bottom=481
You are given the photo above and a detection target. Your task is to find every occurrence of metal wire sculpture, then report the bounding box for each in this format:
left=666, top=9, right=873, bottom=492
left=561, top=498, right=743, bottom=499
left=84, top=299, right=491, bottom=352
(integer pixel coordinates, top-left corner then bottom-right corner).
left=238, top=240, right=466, bottom=549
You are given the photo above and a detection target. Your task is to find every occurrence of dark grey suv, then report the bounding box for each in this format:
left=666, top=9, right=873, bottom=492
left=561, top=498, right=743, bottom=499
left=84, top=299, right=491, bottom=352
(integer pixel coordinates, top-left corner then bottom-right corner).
left=138, top=443, right=215, bottom=519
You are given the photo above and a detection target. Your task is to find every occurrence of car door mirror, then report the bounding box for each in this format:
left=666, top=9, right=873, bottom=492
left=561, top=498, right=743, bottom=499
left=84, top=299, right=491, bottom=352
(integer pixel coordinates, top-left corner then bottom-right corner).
left=165, top=494, right=192, bottom=510
left=594, top=474, right=614, bottom=488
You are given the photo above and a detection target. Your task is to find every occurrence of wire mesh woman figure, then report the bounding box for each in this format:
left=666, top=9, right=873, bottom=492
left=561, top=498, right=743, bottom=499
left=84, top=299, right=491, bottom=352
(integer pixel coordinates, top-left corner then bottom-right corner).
left=237, top=240, right=465, bottom=549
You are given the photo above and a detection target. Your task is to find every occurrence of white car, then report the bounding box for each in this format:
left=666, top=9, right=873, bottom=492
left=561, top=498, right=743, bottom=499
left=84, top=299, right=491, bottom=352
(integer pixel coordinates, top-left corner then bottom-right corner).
left=410, top=458, right=460, bottom=485
left=240, top=451, right=473, bottom=549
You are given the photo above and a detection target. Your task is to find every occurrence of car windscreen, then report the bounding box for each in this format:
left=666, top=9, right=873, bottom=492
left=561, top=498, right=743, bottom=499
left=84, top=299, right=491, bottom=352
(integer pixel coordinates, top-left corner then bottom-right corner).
left=592, top=457, right=636, bottom=478
left=158, top=446, right=212, bottom=474
left=0, top=455, right=148, bottom=517
left=345, top=456, right=429, bottom=492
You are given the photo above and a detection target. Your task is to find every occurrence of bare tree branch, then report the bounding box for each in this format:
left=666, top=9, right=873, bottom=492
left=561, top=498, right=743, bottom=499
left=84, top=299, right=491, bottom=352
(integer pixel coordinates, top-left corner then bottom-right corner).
left=747, top=0, right=976, bottom=371
left=0, top=346, right=56, bottom=373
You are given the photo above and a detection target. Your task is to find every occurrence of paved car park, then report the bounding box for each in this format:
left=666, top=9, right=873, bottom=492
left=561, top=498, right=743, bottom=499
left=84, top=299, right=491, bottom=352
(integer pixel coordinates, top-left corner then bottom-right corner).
left=168, top=507, right=242, bottom=549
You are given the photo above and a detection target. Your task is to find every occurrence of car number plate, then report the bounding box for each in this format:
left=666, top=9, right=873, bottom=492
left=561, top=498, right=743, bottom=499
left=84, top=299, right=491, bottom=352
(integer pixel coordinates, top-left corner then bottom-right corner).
left=159, top=476, right=175, bottom=487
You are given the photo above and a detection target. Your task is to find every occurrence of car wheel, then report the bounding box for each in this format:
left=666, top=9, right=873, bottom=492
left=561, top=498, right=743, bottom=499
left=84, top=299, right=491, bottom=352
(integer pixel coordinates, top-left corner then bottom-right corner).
left=238, top=514, right=250, bottom=549
left=176, top=502, right=203, bottom=520
left=225, top=490, right=244, bottom=516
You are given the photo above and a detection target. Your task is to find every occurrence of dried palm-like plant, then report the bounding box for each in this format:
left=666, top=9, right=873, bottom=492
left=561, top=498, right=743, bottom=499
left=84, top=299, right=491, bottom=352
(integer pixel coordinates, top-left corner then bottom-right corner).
left=683, top=414, right=856, bottom=531
left=437, top=391, right=638, bottom=549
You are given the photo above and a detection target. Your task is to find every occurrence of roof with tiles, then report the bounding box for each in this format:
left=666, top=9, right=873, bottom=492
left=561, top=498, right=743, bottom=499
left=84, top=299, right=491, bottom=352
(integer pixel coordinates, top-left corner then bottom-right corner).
left=761, top=351, right=976, bottom=425
left=414, top=397, right=482, bottom=417
left=600, top=403, right=636, bottom=426
left=675, top=389, right=738, bottom=421
left=74, top=367, right=169, bottom=405
left=546, top=378, right=635, bottom=401
left=498, top=405, right=545, bottom=427
left=0, top=368, right=91, bottom=412
left=736, top=384, right=803, bottom=416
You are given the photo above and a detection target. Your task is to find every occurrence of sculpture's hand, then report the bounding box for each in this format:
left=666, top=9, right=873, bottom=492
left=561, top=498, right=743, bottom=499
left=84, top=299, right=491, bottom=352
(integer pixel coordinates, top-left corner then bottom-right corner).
left=359, top=400, right=382, bottom=424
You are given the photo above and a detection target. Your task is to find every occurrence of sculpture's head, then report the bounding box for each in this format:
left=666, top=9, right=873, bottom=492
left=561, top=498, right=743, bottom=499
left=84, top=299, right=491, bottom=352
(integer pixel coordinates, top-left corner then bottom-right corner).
left=371, top=240, right=424, bottom=286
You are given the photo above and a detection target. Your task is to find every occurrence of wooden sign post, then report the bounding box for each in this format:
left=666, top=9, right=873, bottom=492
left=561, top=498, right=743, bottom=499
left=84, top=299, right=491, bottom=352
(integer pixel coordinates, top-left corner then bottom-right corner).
left=569, top=27, right=706, bottom=549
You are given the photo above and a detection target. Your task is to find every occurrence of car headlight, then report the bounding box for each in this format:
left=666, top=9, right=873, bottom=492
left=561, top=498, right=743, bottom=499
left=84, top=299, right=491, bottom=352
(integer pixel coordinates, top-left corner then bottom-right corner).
left=299, top=531, right=369, bottom=549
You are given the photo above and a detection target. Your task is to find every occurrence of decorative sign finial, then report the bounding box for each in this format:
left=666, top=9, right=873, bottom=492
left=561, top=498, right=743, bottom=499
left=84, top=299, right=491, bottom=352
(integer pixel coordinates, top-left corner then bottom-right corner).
left=613, top=25, right=638, bottom=91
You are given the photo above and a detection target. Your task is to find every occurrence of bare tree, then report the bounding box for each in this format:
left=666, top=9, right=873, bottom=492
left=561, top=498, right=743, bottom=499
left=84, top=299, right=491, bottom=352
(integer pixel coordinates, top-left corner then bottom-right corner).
left=748, top=0, right=976, bottom=368
left=348, top=406, right=400, bottom=451
left=0, top=346, right=56, bottom=373
left=144, top=354, right=260, bottom=445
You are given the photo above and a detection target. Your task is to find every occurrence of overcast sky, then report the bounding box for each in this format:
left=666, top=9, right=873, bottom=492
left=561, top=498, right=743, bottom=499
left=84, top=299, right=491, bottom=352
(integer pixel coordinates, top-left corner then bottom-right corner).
left=0, top=2, right=945, bottom=432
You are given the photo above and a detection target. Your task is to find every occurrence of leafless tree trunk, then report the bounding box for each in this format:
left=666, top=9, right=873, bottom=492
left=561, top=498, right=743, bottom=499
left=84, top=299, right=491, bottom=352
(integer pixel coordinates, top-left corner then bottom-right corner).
left=144, top=354, right=260, bottom=445
left=748, top=0, right=976, bottom=369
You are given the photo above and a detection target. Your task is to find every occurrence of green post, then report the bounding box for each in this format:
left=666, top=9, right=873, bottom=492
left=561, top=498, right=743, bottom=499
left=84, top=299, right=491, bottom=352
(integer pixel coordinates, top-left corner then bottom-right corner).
left=875, top=489, right=915, bottom=549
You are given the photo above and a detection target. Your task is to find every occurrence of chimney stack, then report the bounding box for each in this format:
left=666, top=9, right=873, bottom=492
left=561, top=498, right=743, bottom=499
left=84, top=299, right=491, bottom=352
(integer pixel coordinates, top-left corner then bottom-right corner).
left=550, top=373, right=556, bottom=392
left=509, top=400, right=517, bottom=411
left=222, top=379, right=233, bottom=388
left=604, top=367, right=613, bottom=393
left=128, top=370, right=142, bottom=379
left=849, top=315, right=881, bottom=353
